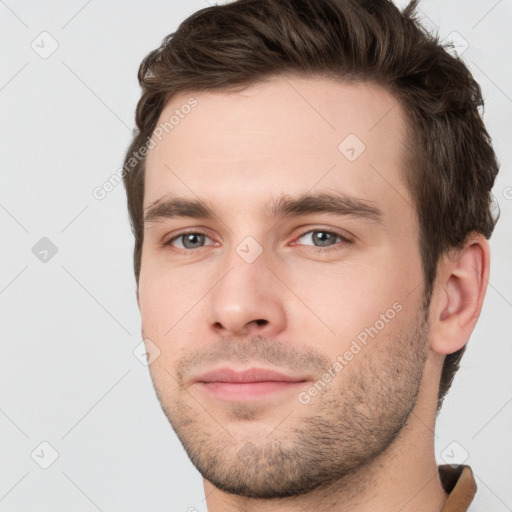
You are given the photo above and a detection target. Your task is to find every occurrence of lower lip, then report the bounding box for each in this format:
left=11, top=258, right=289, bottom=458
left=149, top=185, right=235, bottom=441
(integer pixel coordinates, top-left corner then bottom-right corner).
left=198, top=381, right=307, bottom=401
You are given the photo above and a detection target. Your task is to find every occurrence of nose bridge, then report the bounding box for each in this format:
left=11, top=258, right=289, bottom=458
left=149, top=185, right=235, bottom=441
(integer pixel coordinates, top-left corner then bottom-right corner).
left=217, top=211, right=274, bottom=287
left=207, top=229, right=287, bottom=337
left=215, top=230, right=271, bottom=307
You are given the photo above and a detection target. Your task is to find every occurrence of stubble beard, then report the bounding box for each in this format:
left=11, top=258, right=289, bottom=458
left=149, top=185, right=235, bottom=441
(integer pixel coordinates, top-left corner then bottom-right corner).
left=150, top=306, right=430, bottom=499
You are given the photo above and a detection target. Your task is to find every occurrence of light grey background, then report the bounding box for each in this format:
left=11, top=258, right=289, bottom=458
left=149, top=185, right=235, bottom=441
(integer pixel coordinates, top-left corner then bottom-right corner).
left=1, top=1, right=511, bottom=510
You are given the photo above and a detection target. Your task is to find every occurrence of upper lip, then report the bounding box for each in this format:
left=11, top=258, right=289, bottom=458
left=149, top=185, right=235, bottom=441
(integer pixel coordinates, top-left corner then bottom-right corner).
left=194, top=367, right=309, bottom=384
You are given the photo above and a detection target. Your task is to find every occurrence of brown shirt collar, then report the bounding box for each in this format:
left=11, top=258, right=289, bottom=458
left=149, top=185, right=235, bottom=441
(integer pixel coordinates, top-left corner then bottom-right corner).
left=439, top=464, right=477, bottom=511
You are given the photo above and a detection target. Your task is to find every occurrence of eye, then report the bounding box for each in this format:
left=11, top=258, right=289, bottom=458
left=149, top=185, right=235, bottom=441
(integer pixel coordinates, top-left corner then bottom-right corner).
left=164, top=231, right=215, bottom=252
left=293, top=229, right=352, bottom=252
left=163, top=228, right=352, bottom=255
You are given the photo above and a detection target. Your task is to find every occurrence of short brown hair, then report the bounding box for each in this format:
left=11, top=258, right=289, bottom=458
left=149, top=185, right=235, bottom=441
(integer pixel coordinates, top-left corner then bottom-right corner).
left=122, top=0, right=500, bottom=413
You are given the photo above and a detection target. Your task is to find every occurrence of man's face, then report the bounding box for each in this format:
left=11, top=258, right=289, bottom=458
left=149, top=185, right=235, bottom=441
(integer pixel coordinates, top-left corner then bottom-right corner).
left=138, top=76, right=430, bottom=498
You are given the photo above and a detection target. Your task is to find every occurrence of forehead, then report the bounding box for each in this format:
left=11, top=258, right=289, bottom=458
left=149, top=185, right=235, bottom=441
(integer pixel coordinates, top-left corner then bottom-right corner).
left=143, top=75, right=413, bottom=224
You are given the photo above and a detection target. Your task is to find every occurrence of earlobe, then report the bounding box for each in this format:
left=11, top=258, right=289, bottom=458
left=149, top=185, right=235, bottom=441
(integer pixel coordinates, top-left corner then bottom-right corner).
left=429, top=234, right=490, bottom=355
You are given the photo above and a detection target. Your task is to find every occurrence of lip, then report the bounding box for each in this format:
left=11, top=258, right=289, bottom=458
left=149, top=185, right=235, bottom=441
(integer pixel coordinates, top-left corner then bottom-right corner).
left=195, top=367, right=307, bottom=384
left=193, top=367, right=310, bottom=402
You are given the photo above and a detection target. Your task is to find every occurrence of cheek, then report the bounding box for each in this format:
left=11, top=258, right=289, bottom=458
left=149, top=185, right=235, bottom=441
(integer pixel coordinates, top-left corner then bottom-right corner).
left=138, top=264, right=186, bottom=338
left=138, top=257, right=217, bottom=349
left=138, top=276, right=190, bottom=375
left=285, top=251, right=420, bottom=353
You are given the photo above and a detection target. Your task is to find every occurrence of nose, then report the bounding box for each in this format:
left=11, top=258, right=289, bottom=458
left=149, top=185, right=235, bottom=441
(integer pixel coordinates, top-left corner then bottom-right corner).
left=207, top=243, right=287, bottom=339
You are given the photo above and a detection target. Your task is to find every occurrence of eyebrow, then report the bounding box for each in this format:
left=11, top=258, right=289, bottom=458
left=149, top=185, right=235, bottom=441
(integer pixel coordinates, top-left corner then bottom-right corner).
left=143, top=190, right=383, bottom=225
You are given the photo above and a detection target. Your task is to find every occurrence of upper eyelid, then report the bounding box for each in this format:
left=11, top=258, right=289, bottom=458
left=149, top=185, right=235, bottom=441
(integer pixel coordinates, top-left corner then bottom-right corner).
left=166, top=229, right=215, bottom=245
left=295, top=228, right=351, bottom=240
left=292, top=229, right=352, bottom=248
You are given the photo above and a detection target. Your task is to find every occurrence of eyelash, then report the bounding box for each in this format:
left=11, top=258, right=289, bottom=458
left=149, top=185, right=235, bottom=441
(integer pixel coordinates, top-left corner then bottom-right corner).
left=163, top=229, right=353, bottom=256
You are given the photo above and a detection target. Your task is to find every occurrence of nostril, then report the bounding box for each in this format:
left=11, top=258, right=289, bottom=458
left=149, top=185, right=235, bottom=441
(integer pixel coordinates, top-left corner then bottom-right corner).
left=255, top=319, right=267, bottom=326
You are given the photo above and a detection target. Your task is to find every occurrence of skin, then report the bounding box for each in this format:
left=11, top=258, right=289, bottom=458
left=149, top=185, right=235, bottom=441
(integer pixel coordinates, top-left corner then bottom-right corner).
left=137, top=75, right=489, bottom=511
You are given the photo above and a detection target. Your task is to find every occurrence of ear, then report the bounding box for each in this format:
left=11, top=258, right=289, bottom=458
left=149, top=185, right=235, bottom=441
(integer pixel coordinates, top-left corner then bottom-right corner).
left=429, top=233, right=490, bottom=355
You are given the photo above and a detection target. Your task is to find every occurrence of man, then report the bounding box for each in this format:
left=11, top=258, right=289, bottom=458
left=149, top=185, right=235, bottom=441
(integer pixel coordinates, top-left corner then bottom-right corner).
left=122, top=0, right=500, bottom=510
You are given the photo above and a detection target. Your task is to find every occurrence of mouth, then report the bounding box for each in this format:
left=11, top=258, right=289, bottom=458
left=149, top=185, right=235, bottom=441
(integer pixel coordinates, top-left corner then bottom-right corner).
left=193, top=367, right=310, bottom=402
